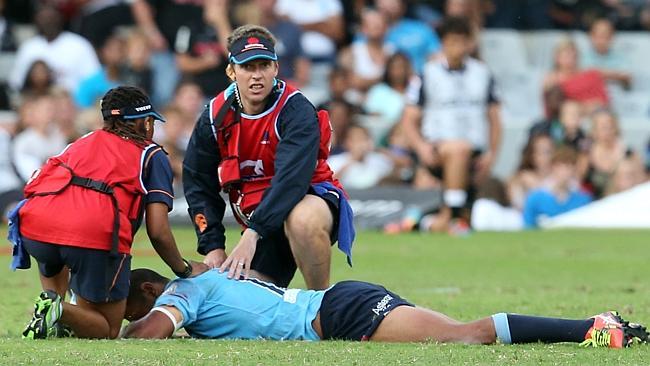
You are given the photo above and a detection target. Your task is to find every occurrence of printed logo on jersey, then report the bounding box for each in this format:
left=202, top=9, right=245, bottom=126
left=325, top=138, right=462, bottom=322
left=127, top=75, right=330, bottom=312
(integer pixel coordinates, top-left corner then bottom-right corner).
left=239, top=160, right=265, bottom=180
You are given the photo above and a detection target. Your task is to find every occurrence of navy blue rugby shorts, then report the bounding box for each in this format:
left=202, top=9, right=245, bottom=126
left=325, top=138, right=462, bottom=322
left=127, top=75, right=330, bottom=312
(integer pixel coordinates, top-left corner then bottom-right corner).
left=319, top=280, right=414, bottom=341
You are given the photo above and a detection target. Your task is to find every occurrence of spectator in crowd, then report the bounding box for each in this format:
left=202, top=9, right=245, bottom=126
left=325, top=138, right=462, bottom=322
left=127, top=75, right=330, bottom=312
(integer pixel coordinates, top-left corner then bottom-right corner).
left=9, top=4, right=100, bottom=94
left=581, top=108, right=632, bottom=199
left=0, top=0, right=16, bottom=52
left=338, top=7, right=392, bottom=93
left=444, top=0, right=482, bottom=54
left=605, top=154, right=647, bottom=196
left=20, top=60, right=54, bottom=99
left=401, top=16, right=501, bottom=231
left=13, top=94, right=67, bottom=166
left=328, top=124, right=394, bottom=189
left=173, top=0, right=232, bottom=98
left=318, top=66, right=359, bottom=110
left=376, top=0, right=441, bottom=74
left=378, top=123, right=416, bottom=186
left=120, top=28, right=153, bottom=95
left=470, top=177, right=523, bottom=231
left=532, top=98, right=589, bottom=154
left=158, top=105, right=190, bottom=191
left=74, top=33, right=125, bottom=109
left=523, top=146, right=592, bottom=228
left=274, top=0, right=345, bottom=64
left=171, top=79, right=205, bottom=121
left=364, top=52, right=414, bottom=129
left=327, top=99, right=356, bottom=155
left=582, top=18, right=631, bottom=90
left=485, top=0, right=553, bottom=30
left=528, top=86, right=565, bottom=142
left=51, top=88, right=80, bottom=143
left=131, top=0, right=205, bottom=105
left=542, top=38, right=609, bottom=112
left=249, top=0, right=311, bottom=88
left=508, top=133, right=554, bottom=211
left=70, top=0, right=134, bottom=48
left=0, top=111, right=34, bottom=219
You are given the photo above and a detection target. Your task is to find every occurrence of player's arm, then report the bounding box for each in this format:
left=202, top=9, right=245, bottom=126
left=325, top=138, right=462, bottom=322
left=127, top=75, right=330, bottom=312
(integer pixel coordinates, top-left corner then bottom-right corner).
left=123, top=306, right=183, bottom=339
left=247, top=95, right=319, bottom=238
left=182, top=108, right=228, bottom=256
left=144, top=149, right=207, bottom=277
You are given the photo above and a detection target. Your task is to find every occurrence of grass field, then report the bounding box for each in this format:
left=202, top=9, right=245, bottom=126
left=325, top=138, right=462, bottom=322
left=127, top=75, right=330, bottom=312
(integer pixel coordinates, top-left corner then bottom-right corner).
left=1, top=226, right=649, bottom=365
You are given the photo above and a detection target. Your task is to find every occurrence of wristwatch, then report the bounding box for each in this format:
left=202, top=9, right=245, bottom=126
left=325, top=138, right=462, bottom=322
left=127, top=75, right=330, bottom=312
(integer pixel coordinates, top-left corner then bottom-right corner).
left=174, top=258, right=193, bottom=278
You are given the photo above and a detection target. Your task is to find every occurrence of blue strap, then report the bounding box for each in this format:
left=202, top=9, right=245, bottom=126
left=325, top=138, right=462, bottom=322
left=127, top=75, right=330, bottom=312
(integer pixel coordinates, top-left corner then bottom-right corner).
left=7, top=199, right=30, bottom=271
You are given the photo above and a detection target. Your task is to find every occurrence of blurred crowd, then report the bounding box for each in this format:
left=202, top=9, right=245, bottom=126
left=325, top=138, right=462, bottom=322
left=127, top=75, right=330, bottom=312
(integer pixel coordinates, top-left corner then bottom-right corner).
left=0, top=0, right=649, bottom=232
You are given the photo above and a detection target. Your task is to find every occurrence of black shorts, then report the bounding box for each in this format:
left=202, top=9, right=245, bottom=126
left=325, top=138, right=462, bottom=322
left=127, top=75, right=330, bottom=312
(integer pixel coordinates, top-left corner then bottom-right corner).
left=22, top=237, right=131, bottom=303
left=251, top=189, right=340, bottom=288
left=319, top=280, right=414, bottom=341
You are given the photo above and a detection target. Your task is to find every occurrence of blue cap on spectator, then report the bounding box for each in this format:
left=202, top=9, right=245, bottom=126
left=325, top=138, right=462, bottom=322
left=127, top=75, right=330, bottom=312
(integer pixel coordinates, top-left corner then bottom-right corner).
left=228, top=36, right=277, bottom=64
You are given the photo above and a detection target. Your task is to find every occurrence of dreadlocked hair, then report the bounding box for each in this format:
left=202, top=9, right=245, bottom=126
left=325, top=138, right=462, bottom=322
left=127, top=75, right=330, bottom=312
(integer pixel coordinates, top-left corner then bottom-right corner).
left=101, top=86, right=150, bottom=147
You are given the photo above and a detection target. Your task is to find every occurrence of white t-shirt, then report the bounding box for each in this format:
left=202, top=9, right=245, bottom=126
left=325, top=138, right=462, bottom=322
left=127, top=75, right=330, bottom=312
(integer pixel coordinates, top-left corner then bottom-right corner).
left=10, top=31, right=100, bottom=92
left=275, top=0, right=342, bottom=60
left=327, top=151, right=393, bottom=189
left=13, top=126, right=67, bottom=166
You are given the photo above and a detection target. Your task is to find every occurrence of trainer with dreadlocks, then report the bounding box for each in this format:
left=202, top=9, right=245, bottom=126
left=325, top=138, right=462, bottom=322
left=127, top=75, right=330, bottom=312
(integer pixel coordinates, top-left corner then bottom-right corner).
left=183, top=24, right=354, bottom=290
left=8, top=86, right=208, bottom=340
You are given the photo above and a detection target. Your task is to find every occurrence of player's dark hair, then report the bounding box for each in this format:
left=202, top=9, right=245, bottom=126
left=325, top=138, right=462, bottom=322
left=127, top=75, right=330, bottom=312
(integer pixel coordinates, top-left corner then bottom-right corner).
left=227, top=25, right=276, bottom=54
left=128, top=269, right=169, bottom=305
left=438, top=16, right=472, bottom=39
left=100, top=86, right=150, bottom=147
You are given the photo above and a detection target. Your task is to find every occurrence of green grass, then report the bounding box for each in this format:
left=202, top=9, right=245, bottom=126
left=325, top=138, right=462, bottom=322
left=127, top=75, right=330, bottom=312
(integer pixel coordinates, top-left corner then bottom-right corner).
left=1, top=227, right=650, bottom=365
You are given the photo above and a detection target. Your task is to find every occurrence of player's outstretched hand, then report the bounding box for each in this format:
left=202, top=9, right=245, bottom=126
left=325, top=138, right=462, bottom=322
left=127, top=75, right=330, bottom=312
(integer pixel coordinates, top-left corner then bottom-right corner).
left=188, top=261, right=210, bottom=277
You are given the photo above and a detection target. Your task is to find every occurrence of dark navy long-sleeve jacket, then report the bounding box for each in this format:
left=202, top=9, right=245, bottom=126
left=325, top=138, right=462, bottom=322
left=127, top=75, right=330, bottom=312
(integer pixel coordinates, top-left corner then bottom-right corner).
left=182, top=90, right=319, bottom=255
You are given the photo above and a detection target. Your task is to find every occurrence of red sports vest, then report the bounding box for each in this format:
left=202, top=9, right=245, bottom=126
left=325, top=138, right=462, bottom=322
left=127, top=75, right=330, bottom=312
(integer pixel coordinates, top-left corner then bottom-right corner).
left=20, top=130, right=154, bottom=254
left=210, top=82, right=342, bottom=226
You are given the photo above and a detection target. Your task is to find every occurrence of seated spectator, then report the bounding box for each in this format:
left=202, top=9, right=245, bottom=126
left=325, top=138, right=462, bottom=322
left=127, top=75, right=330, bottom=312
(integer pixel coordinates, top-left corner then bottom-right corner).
left=528, top=86, right=565, bottom=142
left=548, top=100, right=589, bottom=153
left=327, top=124, right=394, bottom=189
left=378, top=123, right=415, bottom=186
left=51, top=88, right=80, bottom=143
left=508, top=133, right=555, bottom=211
left=120, top=28, right=153, bottom=95
left=20, top=60, right=54, bottom=99
left=444, top=0, right=482, bottom=55
left=582, top=18, right=631, bottom=90
left=9, top=4, right=100, bottom=93
left=327, top=99, right=356, bottom=155
left=317, top=66, right=360, bottom=110
left=543, top=39, right=609, bottom=112
left=0, top=111, right=34, bottom=220
left=250, top=0, right=310, bottom=88
left=0, top=0, right=16, bottom=52
left=471, top=177, right=524, bottom=231
left=274, top=0, right=344, bottom=64
left=338, top=7, right=392, bottom=92
left=172, top=79, right=205, bottom=120
left=74, top=33, right=124, bottom=108
left=156, top=105, right=190, bottom=191
left=13, top=94, right=67, bottom=166
left=605, top=154, right=647, bottom=196
left=376, top=0, right=441, bottom=74
left=581, top=108, right=632, bottom=199
left=523, top=146, right=592, bottom=228
left=173, top=0, right=231, bottom=98
left=364, top=52, right=414, bottom=128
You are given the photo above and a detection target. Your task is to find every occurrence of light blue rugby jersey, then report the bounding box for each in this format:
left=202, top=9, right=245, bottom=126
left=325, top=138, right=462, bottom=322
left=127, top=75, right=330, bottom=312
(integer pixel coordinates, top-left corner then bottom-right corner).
left=154, top=269, right=325, bottom=340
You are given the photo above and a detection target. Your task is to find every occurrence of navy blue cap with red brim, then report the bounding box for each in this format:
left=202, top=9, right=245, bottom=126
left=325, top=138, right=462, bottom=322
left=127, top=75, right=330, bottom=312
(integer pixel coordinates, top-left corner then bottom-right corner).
left=229, top=36, right=278, bottom=64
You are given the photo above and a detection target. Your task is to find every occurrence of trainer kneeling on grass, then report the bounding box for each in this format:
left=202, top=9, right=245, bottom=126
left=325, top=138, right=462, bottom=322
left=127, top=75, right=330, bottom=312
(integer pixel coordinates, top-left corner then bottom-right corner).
left=123, top=268, right=648, bottom=349
left=8, top=86, right=208, bottom=339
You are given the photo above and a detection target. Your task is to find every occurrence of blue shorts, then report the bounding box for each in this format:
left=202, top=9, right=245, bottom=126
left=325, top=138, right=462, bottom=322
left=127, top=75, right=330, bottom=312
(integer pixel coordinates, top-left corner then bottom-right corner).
left=22, top=237, right=131, bottom=303
left=319, top=280, right=414, bottom=341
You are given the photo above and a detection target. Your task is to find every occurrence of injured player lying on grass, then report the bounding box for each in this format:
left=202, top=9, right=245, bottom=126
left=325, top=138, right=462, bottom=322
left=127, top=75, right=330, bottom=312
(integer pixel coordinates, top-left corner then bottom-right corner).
left=33, top=268, right=650, bottom=348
